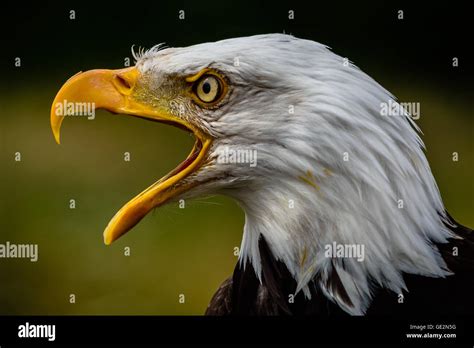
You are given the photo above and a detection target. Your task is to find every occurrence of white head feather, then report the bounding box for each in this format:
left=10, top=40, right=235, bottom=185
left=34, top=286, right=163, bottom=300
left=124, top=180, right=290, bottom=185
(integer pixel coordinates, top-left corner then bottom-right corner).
left=136, top=34, right=454, bottom=315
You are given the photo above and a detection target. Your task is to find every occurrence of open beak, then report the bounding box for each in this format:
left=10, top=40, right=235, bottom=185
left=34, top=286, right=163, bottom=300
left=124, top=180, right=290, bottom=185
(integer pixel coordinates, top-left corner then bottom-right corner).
left=50, top=67, right=212, bottom=245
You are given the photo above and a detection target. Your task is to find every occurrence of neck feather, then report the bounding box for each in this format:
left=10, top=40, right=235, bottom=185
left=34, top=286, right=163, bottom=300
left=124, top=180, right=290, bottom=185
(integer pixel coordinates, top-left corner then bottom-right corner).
left=234, top=166, right=453, bottom=314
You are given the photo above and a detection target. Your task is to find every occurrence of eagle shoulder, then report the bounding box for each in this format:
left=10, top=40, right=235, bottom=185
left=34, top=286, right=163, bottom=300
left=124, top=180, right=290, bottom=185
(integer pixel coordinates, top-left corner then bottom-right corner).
left=205, top=277, right=233, bottom=315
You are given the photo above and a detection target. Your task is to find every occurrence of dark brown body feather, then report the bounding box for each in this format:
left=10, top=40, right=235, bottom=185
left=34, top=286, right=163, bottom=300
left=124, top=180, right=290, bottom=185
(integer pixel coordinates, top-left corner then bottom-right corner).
left=205, top=213, right=474, bottom=316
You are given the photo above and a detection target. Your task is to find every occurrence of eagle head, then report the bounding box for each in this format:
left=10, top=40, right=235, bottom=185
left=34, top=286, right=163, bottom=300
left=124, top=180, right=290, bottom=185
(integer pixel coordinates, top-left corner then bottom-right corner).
left=51, top=34, right=453, bottom=314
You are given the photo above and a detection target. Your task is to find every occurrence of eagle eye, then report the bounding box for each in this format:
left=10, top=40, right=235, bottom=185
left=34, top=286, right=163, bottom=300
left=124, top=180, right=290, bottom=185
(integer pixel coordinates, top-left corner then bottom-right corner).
left=194, top=75, right=222, bottom=104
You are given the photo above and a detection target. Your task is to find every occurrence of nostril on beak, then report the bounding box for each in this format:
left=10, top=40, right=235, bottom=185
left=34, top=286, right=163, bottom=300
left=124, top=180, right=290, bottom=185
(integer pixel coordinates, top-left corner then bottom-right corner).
left=113, top=74, right=134, bottom=95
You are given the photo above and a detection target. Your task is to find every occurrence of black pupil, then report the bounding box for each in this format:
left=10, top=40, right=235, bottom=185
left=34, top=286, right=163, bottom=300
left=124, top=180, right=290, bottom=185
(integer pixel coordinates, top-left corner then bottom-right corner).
left=202, top=81, right=211, bottom=94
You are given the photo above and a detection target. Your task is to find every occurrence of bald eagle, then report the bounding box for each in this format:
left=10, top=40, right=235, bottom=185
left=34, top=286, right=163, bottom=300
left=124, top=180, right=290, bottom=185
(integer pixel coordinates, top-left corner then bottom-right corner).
left=51, top=34, right=473, bottom=316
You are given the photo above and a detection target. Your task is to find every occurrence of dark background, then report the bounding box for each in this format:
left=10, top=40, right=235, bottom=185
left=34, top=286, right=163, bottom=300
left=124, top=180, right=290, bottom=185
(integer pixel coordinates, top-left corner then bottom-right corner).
left=1, top=0, right=472, bottom=315
left=3, top=1, right=471, bottom=86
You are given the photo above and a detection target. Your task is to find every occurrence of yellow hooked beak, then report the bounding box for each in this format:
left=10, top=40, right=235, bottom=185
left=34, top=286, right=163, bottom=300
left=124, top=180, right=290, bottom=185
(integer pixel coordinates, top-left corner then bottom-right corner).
left=50, top=67, right=212, bottom=245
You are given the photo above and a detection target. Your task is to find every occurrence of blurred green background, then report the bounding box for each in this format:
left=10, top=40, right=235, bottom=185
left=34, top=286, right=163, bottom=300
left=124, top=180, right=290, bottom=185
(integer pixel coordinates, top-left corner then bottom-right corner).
left=1, top=1, right=472, bottom=314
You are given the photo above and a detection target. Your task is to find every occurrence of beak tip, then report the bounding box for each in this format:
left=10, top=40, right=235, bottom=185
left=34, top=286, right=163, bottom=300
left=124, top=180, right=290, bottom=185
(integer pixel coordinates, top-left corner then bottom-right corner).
left=103, top=229, right=115, bottom=246
left=103, top=234, right=112, bottom=246
left=50, top=111, right=62, bottom=144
